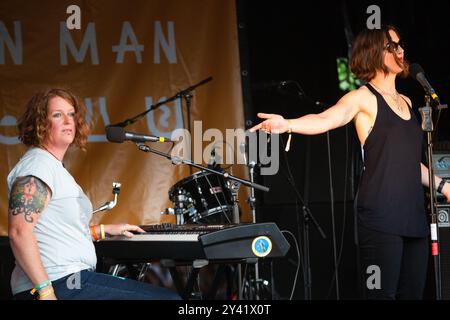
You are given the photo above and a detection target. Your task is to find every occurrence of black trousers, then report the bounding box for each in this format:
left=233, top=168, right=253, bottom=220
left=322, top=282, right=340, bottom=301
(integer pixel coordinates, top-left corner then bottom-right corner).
left=358, top=224, right=429, bottom=300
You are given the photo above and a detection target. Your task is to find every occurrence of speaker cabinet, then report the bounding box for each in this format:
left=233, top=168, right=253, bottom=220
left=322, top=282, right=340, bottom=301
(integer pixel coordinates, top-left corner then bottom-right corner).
left=437, top=204, right=450, bottom=299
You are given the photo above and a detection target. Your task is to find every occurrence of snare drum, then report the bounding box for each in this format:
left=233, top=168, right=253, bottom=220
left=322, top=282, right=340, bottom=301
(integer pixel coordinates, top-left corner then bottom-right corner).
left=169, top=171, right=234, bottom=224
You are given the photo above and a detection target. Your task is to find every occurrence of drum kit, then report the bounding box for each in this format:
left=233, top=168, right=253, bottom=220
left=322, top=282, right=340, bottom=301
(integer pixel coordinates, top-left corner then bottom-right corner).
left=164, top=170, right=237, bottom=225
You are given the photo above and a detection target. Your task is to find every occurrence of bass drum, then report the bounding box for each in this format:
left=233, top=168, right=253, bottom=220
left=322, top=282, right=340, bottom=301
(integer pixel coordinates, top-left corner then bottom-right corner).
left=169, top=171, right=234, bottom=224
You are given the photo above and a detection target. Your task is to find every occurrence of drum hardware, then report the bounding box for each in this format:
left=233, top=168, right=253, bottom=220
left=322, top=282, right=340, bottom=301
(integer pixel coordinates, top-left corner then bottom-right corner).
left=92, top=182, right=121, bottom=214
left=226, top=179, right=241, bottom=224
left=167, top=171, right=234, bottom=225
left=202, top=172, right=233, bottom=224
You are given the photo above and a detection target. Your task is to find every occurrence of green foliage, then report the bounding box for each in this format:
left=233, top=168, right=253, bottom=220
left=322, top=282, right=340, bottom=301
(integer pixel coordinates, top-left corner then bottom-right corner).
left=337, top=57, right=362, bottom=92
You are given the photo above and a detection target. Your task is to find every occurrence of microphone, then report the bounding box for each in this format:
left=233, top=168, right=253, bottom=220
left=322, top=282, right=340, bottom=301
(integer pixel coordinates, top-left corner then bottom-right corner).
left=409, top=63, right=441, bottom=105
left=106, top=126, right=172, bottom=143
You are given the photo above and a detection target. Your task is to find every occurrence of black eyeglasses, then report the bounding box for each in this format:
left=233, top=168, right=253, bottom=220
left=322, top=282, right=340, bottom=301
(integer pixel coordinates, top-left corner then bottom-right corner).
left=384, top=40, right=405, bottom=53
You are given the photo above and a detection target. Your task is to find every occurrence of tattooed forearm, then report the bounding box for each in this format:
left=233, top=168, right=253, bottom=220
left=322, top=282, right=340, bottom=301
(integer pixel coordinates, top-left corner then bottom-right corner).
left=9, top=176, right=49, bottom=223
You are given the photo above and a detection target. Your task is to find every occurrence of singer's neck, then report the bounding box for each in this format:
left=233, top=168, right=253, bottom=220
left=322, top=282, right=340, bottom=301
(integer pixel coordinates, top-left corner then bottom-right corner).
left=40, top=143, right=67, bottom=162
left=370, top=72, right=397, bottom=94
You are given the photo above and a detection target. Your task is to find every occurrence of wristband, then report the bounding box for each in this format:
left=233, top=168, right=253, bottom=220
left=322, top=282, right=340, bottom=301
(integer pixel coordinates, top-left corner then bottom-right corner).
left=38, top=287, right=54, bottom=300
left=437, top=179, right=446, bottom=194
left=100, top=224, right=106, bottom=240
left=285, top=120, right=293, bottom=152
left=90, top=225, right=99, bottom=241
left=30, top=280, right=52, bottom=295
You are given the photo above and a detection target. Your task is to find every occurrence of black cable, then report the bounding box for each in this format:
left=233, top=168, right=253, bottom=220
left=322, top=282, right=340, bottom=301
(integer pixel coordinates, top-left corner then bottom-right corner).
left=279, top=136, right=305, bottom=298
left=326, top=125, right=350, bottom=299
left=239, top=262, right=248, bottom=298
left=325, top=131, right=340, bottom=300
left=432, top=109, right=443, bottom=142
left=281, top=230, right=301, bottom=300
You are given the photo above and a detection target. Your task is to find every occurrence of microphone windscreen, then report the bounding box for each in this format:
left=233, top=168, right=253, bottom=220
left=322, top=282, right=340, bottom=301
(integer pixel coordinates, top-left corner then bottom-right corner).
left=106, top=126, right=125, bottom=143
left=409, top=63, right=425, bottom=80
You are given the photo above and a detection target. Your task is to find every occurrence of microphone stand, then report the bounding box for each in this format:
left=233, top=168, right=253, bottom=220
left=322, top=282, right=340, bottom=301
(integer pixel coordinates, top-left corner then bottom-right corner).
left=109, top=77, right=212, bottom=175
left=248, top=160, right=260, bottom=299
left=135, top=142, right=270, bottom=300
left=183, top=91, right=193, bottom=175
left=92, top=182, right=122, bottom=214
left=419, top=95, right=448, bottom=300
left=175, top=77, right=214, bottom=174
left=134, top=143, right=269, bottom=193
left=109, top=77, right=213, bottom=129
left=283, top=81, right=329, bottom=300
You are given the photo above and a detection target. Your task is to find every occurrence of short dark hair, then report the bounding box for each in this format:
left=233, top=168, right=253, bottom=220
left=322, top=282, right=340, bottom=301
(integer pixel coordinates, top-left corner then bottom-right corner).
left=350, top=25, right=409, bottom=82
left=18, top=88, right=90, bottom=151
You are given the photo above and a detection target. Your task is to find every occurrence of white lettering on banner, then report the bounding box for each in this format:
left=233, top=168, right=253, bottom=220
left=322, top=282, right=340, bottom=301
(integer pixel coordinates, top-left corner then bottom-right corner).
left=66, top=5, right=82, bottom=30
left=0, top=21, right=22, bottom=65
left=112, top=22, right=145, bottom=63
left=1, top=21, right=177, bottom=65
left=154, top=21, right=177, bottom=64
left=60, top=22, right=99, bottom=65
left=0, top=115, right=20, bottom=145
left=85, top=97, right=111, bottom=142
left=145, top=97, right=184, bottom=139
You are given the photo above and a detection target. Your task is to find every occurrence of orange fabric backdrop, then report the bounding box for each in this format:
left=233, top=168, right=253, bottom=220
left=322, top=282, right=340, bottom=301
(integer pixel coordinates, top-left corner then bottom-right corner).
left=0, top=0, right=250, bottom=235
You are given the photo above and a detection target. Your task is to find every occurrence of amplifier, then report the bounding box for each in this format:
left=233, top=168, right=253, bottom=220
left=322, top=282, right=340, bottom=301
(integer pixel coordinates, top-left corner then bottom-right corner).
left=432, top=153, right=450, bottom=177
left=436, top=204, right=450, bottom=299
left=432, top=153, right=450, bottom=199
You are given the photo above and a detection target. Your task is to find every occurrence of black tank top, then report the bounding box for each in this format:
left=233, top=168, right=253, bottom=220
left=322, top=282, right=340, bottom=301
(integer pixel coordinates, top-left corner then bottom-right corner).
left=357, top=84, right=428, bottom=237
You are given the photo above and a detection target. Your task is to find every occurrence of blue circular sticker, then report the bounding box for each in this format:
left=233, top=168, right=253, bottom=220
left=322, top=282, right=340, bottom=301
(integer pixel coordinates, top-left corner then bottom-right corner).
left=252, top=236, right=272, bottom=257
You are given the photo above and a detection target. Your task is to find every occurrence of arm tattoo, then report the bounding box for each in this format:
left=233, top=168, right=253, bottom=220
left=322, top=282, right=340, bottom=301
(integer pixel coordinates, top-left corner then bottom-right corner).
left=9, top=176, right=49, bottom=223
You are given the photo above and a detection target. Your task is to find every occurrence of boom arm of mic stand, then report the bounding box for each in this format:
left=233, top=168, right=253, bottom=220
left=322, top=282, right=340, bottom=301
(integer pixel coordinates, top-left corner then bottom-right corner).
left=110, top=77, right=214, bottom=128
left=136, top=142, right=269, bottom=193
left=175, top=76, right=213, bottom=99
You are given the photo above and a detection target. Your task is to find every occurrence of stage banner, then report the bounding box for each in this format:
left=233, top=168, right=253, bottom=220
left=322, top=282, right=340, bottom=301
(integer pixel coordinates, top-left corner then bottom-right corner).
left=0, top=0, right=250, bottom=235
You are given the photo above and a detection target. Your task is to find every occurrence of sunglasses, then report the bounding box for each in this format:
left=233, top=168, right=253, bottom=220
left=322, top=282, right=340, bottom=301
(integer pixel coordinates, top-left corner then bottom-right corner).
left=384, top=40, right=405, bottom=53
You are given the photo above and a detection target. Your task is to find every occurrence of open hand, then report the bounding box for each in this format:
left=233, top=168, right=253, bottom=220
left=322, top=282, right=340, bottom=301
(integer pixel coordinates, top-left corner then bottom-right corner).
left=249, top=113, right=289, bottom=134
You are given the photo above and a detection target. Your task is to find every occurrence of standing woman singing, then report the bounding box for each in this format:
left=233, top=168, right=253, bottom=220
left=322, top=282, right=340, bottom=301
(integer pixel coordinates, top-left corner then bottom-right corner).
left=250, top=26, right=450, bottom=299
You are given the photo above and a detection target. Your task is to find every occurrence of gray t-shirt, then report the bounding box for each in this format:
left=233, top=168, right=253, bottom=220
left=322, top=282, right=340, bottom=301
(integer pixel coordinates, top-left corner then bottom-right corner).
left=7, top=147, right=97, bottom=295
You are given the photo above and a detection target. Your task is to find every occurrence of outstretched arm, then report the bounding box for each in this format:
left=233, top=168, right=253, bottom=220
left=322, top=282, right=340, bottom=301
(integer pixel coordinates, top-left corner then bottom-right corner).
left=249, top=89, right=362, bottom=135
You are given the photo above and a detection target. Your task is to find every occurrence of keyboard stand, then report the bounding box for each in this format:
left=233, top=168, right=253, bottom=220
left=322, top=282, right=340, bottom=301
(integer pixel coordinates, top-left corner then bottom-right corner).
left=161, top=259, right=209, bottom=299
